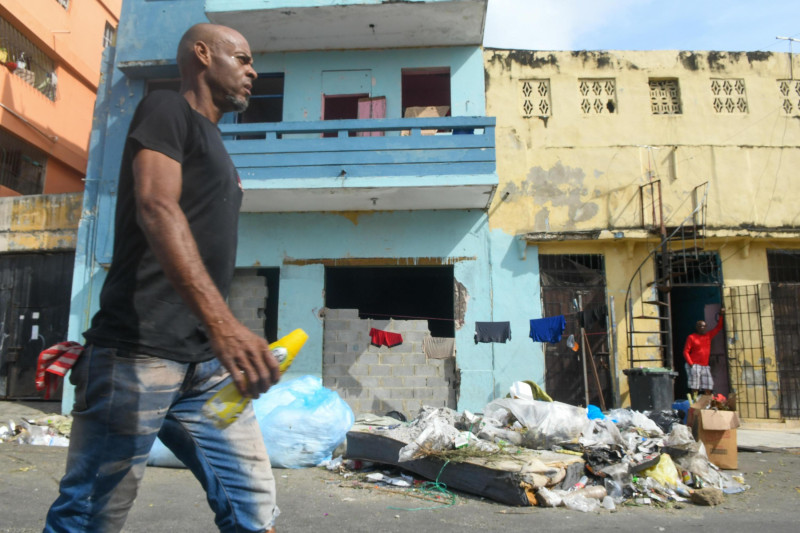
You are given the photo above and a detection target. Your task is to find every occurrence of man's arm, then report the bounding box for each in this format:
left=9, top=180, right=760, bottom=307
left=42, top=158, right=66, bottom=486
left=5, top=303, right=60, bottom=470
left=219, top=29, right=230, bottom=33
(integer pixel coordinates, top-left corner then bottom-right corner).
left=133, top=148, right=280, bottom=397
left=683, top=336, right=694, bottom=366
left=708, top=308, right=726, bottom=338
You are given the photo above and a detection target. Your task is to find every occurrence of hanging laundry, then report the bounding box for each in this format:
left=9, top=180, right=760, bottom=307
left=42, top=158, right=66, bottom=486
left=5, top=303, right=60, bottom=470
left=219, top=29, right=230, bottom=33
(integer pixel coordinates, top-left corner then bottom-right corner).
left=36, top=341, right=84, bottom=399
left=423, top=335, right=455, bottom=359
left=474, top=321, right=511, bottom=344
left=529, top=315, right=566, bottom=343
left=579, top=304, right=608, bottom=329
left=369, top=328, right=403, bottom=348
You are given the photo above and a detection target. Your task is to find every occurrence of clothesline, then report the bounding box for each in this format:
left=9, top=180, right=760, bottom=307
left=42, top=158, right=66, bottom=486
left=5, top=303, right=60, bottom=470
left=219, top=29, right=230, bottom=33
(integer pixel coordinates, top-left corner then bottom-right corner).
left=361, top=312, right=456, bottom=322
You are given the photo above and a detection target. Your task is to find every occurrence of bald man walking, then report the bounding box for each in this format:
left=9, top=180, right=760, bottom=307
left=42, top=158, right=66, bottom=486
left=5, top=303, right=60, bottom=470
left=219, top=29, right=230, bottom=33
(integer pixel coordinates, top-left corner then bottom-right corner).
left=45, top=24, right=280, bottom=532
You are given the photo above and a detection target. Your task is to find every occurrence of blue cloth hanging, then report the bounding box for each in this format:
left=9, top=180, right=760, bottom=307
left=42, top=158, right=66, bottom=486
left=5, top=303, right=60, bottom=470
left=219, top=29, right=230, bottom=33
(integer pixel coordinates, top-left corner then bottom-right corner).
left=529, top=315, right=566, bottom=343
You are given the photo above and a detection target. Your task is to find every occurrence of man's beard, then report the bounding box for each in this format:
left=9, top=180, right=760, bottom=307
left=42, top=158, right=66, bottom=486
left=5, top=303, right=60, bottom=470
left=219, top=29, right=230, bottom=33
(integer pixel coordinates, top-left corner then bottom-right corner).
left=225, top=93, right=249, bottom=113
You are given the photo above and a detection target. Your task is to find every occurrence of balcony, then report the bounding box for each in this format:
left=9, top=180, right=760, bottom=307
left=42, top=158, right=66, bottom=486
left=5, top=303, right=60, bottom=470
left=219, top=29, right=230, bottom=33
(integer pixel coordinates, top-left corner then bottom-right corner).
left=205, top=0, right=488, bottom=52
left=220, top=116, right=497, bottom=212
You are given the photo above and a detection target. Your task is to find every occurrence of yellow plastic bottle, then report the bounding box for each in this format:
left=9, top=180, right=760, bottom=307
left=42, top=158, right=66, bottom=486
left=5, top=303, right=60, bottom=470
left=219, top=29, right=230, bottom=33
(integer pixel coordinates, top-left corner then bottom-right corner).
left=202, top=328, right=308, bottom=428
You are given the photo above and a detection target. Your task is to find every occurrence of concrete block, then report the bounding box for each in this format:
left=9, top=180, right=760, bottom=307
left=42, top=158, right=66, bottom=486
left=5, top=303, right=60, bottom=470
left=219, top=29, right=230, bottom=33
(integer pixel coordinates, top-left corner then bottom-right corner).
left=414, top=387, right=435, bottom=399
left=380, top=398, right=404, bottom=414
left=325, top=308, right=359, bottom=319
left=357, top=376, right=381, bottom=388
left=323, top=364, right=350, bottom=378
left=334, top=352, right=357, bottom=366
left=380, top=354, right=404, bottom=365
left=403, top=376, right=428, bottom=388
left=368, top=365, right=392, bottom=376
left=391, top=365, right=414, bottom=376
left=403, top=354, right=427, bottom=366
left=380, top=376, right=405, bottom=388
left=322, top=376, right=336, bottom=388
left=402, top=331, right=428, bottom=344
left=325, top=319, right=350, bottom=331
left=368, top=319, right=390, bottom=330
left=336, top=330, right=360, bottom=344
left=389, top=388, right=414, bottom=399
left=356, top=353, right=379, bottom=365
left=322, top=351, right=336, bottom=365
left=336, top=376, right=361, bottom=389
left=427, top=377, right=448, bottom=388
left=324, top=341, right=347, bottom=354
left=348, top=363, right=369, bottom=377
left=404, top=399, right=424, bottom=415
left=415, top=365, right=438, bottom=377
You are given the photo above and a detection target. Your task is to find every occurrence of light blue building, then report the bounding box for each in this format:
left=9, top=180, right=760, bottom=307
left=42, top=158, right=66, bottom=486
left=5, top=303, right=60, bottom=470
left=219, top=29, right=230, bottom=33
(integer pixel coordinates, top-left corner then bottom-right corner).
left=66, top=0, right=543, bottom=416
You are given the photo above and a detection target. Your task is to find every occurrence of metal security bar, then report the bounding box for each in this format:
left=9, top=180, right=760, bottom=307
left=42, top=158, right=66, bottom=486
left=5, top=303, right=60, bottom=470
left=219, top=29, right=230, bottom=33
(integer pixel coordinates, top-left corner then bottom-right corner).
left=723, top=284, right=781, bottom=419
left=0, top=129, right=47, bottom=195
left=0, top=16, right=57, bottom=100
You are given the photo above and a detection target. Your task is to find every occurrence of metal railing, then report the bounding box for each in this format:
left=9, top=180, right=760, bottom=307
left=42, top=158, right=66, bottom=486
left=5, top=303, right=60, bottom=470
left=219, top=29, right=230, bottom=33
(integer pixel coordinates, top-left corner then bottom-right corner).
left=0, top=16, right=57, bottom=101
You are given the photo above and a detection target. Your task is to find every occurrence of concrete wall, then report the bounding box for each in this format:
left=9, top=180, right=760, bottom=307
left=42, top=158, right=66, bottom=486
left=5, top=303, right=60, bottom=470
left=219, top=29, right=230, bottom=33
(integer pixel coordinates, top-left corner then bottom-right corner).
left=0, top=193, right=82, bottom=252
left=484, top=49, right=800, bottom=414
left=0, top=0, right=121, bottom=194
left=322, top=308, right=455, bottom=418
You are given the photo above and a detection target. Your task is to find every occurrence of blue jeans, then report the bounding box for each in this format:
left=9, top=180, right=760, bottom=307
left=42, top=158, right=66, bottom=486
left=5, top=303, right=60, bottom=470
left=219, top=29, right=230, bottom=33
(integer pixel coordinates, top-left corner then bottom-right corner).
left=44, top=345, right=278, bottom=532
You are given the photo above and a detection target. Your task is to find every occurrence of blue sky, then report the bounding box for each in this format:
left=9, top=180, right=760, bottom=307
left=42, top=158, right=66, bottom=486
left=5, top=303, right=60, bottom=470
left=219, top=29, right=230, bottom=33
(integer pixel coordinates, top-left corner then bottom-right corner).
left=484, top=0, right=800, bottom=52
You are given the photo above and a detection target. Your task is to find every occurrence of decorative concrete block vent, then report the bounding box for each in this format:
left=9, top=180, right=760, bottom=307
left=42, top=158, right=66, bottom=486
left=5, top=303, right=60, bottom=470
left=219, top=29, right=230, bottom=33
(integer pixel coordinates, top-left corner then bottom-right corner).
left=323, top=308, right=457, bottom=419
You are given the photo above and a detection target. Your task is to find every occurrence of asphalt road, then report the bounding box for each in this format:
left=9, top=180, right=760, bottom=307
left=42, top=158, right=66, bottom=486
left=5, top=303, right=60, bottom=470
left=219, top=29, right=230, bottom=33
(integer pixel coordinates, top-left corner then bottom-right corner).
left=1, top=443, right=799, bottom=533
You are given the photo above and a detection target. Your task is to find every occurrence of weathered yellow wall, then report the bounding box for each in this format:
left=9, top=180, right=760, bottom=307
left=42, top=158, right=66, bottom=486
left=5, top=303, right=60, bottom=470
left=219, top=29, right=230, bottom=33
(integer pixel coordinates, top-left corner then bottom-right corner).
left=487, top=50, right=800, bottom=415
left=485, top=50, right=800, bottom=234
left=0, top=193, right=82, bottom=252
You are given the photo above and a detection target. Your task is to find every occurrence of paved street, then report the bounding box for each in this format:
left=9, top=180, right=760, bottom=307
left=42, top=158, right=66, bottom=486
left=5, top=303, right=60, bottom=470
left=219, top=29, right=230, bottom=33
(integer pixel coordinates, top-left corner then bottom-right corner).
left=2, top=401, right=799, bottom=532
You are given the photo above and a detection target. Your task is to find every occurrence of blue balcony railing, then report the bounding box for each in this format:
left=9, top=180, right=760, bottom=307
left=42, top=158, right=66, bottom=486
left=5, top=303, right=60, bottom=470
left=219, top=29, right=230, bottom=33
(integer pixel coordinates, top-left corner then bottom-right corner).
left=220, top=116, right=496, bottom=182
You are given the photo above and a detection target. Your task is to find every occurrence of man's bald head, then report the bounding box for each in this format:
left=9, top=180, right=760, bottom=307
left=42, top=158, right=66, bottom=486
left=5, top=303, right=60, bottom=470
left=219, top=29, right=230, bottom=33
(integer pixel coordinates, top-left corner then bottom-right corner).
left=177, top=23, right=246, bottom=75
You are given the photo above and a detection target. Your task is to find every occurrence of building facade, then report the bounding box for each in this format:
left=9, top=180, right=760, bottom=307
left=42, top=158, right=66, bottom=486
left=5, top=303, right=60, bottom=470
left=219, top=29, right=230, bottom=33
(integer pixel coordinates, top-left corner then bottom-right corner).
left=0, top=1, right=120, bottom=398
left=484, top=49, right=800, bottom=420
left=66, top=0, right=534, bottom=416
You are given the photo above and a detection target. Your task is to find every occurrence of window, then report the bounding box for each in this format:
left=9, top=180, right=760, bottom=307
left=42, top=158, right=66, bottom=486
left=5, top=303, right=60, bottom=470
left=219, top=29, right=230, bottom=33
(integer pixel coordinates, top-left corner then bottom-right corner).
left=520, top=79, right=551, bottom=117
left=0, top=16, right=57, bottom=100
left=237, top=74, right=284, bottom=124
left=711, top=78, right=748, bottom=114
left=649, top=79, right=682, bottom=115
left=0, top=128, right=47, bottom=195
left=103, top=22, right=116, bottom=49
left=579, top=78, right=616, bottom=114
left=401, top=68, right=451, bottom=118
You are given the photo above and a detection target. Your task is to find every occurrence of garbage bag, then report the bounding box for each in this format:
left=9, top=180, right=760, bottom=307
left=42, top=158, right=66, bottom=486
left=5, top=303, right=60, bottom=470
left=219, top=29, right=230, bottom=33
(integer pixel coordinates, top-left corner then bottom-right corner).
left=485, top=398, right=590, bottom=449
left=641, top=453, right=680, bottom=487
left=646, top=409, right=682, bottom=433
left=398, top=409, right=461, bottom=462
left=253, top=375, right=354, bottom=468
left=607, top=408, right=663, bottom=436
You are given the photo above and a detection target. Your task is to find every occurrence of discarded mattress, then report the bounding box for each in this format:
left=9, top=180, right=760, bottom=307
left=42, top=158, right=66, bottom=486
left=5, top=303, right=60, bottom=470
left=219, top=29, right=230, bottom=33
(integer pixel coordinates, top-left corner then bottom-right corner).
left=345, top=429, right=583, bottom=506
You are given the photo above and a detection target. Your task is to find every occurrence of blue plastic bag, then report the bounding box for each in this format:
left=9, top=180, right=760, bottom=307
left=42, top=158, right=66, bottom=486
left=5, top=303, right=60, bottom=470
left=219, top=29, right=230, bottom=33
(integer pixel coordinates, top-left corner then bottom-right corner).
left=252, top=375, right=354, bottom=468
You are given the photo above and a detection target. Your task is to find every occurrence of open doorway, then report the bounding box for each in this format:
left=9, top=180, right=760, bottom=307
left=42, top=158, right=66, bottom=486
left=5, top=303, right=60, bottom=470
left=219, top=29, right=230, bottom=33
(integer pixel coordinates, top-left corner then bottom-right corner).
left=322, top=94, right=369, bottom=137
left=325, top=266, right=454, bottom=337
left=401, top=68, right=451, bottom=116
left=664, top=252, right=727, bottom=400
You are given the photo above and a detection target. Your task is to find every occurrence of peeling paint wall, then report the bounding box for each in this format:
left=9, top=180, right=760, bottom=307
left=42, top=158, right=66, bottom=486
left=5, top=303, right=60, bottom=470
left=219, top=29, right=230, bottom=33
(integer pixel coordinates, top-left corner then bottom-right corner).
left=0, top=193, right=82, bottom=252
left=485, top=49, right=800, bottom=414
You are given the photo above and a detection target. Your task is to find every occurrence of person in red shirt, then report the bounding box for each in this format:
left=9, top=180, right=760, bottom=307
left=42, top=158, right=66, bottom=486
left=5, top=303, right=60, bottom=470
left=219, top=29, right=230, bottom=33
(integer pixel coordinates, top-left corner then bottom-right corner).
left=683, top=308, right=725, bottom=397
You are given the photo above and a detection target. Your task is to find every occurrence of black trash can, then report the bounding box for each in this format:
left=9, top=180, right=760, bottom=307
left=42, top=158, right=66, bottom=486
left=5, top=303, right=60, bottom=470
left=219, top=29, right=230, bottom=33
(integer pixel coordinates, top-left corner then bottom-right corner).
left=623, top=368, right=679, bottom=411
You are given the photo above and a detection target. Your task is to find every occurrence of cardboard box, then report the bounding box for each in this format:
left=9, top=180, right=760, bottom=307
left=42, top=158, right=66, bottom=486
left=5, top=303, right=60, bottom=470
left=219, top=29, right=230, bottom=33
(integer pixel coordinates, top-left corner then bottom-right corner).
left=401, top=106, right=450, bottom=136
left=689, top=395, right=741, bottom=469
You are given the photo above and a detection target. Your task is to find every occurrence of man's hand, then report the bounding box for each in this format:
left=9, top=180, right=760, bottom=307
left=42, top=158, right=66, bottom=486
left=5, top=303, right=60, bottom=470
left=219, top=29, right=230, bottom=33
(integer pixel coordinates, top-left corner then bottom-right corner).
left=209, top=321, right=281, bottom=398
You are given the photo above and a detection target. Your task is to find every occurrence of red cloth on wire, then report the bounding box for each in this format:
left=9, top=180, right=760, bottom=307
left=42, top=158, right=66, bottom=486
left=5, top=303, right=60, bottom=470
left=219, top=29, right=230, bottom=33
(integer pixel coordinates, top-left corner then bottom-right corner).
left=369, top=328, right=403, bottom=348
left=36, top=341, right=84, bottom=399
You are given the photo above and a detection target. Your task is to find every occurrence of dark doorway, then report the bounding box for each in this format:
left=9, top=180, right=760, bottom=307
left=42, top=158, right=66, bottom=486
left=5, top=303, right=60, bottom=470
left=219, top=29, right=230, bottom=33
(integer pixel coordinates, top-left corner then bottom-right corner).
left=767, top=250, right=800, bottom=418
left=663, top=252, right=727, bottom=400
left=322, top=94, right=369, bottom=137
left=325, top=266, right=454, bottom=337
left=0, top=253, right=74, bottom=399
left=539, top=254, right=612, bottom=408
left=401, top=68, right=451, bottom=116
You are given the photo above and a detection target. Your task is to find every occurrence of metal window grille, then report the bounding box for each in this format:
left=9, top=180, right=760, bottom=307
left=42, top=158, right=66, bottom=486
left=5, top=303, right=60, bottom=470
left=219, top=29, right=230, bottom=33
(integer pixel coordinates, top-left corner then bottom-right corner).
left=767, top=250, right=800, bottom=282
left=0, top=16, right=57, bottom=100
left=0, top=129, right=47, bottom=195
left=778, top=80, right=800, bottom=116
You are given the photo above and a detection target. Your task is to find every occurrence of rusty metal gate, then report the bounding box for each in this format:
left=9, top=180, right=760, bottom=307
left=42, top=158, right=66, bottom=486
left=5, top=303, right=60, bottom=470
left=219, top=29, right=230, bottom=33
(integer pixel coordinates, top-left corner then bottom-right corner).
left=723, top=284, right=782, bottom=419
left=0, top=252, right=74, bottom=399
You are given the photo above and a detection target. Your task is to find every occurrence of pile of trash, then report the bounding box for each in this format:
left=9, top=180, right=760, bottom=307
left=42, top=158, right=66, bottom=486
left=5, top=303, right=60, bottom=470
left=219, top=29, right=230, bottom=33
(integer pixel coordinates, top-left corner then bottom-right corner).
left=340, top=384, right=749, bottom=511
left=0, top=415, right=71, bottom=447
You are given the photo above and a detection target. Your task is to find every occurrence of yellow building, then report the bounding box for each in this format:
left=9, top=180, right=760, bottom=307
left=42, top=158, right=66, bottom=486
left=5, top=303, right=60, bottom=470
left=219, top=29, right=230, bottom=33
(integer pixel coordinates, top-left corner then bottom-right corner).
left=485, top=49, right=800, bottom=420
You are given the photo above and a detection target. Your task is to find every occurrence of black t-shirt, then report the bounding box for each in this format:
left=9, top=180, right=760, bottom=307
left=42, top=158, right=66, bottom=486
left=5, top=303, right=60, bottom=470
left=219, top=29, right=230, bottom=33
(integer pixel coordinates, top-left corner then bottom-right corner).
left=84, top=91, right=243, bottom=362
